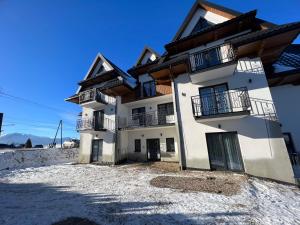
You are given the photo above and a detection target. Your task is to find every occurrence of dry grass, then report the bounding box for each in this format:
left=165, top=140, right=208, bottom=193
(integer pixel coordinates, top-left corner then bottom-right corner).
left=150, top=174, right=247, bottom=196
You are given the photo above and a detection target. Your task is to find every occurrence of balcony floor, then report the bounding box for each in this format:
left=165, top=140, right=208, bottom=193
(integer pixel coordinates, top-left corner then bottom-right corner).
left=195, top=110, right=250, bottom=122
left=119, top=123, right=176, bottom=131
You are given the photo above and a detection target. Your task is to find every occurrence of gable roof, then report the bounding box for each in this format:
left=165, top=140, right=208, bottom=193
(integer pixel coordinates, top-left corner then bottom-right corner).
left=77, top=53, right=136, bottom=93
left=76, top=53, right=113, bottom=94
left=171, top=0, right=276, bottom=42
left=135, top=46, right=161, bottom=66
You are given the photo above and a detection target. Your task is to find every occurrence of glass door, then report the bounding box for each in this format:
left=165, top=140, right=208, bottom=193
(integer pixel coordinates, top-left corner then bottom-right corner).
left=91, top=139, right=103, bottom=162
left=206, top=132, right=244, bottom=172
left=94, top=110, right=104, bottom=131
left=199, top=84, right=231, bottom=116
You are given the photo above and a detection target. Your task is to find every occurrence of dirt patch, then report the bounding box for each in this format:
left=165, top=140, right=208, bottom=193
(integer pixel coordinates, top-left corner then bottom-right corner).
left=125, top=162, right=180, bottom=173
left=52, top=217, right=99, bottom=225
left=150, top=175, right=246, bottom=196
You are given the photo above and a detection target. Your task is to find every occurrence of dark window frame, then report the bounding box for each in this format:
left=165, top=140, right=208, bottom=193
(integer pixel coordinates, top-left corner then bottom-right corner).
left=143, top=80, right=156, bottom=97
left=134, top=139, right=141, bottom=153
left=191, top=17, right=213, bottom=35
left=166, top=138, right=175, bottom=153
left=198, top=83, right=232, bottom=116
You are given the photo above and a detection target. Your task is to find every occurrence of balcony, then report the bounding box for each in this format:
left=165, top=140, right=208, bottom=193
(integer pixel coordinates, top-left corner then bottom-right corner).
left=76, top=117, right=115, bottom=132
left=119, top=111, right=176, bottom=130
left=79, top=89, right=115, bottom=108
left=191, top=87, right=251, bottom=121
left=189, top=44, right=237, bottom=83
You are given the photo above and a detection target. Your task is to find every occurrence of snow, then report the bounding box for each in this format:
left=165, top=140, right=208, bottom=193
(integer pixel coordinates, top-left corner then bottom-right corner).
left=0, top=148, right=79, bottom=171
left=0, top=164, right=299, bottom=225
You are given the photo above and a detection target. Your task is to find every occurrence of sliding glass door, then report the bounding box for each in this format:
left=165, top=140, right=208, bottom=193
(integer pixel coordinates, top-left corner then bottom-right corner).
left=206, top=132, right=244, bottom=172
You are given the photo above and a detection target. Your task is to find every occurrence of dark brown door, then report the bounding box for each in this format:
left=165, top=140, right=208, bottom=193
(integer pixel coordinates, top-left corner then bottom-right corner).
left=147, top=139, right=160, bottom=161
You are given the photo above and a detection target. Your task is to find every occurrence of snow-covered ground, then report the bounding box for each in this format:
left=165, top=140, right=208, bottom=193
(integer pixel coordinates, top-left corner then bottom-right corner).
left=0, top=148, right=78, bottom=170
left=0, top=164, right=299, bottom=225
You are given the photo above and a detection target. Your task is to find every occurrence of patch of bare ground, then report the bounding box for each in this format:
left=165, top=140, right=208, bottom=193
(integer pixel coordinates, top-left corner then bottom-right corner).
left=52, top=217, right=99, bottom=225
left=123, top=161, right=181, bottom=173
left=150, top=174, right=247, bottom=196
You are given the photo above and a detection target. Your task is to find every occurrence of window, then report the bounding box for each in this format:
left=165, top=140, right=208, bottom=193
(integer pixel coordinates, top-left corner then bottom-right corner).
left=96, top=65, right=105, bottom=75
left=191, top=17, right=213, bottom=35
left=135, top=139, right=141, bottom=152
left=132, top=107, right=146, bottom=126
left=158, top=103, right=174, bottom=125
left=166, top=138, right=175, bottom=152
left=143, top=80, right=156, bottom=97
left=199, top=84, right=231, bottom=116
left=283, top=133, right=296, bottom=154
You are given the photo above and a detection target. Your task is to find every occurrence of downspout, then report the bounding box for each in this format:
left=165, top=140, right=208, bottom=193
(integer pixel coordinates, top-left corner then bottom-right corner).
left=113, top=96, right=119, bottom=165
left=169, top=65, right=187, bottom=170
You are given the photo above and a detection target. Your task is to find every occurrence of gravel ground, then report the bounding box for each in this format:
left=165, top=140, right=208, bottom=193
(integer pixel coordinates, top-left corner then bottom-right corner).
left=0, top=164, right=300, bottom=225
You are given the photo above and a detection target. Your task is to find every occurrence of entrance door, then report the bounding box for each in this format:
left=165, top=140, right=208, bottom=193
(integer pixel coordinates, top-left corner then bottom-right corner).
left=91, top=139, right=103, bottom=162
left=147, top=139, right=160, bottom=161
left=206, top=132, right=244, bottom=172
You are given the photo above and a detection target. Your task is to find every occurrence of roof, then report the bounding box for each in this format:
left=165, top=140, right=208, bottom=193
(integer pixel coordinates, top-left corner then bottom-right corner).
left=134, top=46, right=161, bottom=66
left=171, top=0, right=275, bottom=42
left=230, top=22, right=300, bottom=47
left=165, top=10, right=258, bottom=54
left=78, top=54, right=137, bottom=89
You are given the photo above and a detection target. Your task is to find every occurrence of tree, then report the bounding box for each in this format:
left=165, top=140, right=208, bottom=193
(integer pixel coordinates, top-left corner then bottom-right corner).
left=24, top=138, right=32, bottom=148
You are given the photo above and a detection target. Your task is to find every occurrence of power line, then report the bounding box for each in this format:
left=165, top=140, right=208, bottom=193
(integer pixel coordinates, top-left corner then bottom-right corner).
left=0, top=90, right=78, bottom=115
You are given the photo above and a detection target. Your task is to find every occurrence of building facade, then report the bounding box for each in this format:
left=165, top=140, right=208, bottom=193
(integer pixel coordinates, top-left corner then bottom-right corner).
left=66, top=0, right=300, bottom=184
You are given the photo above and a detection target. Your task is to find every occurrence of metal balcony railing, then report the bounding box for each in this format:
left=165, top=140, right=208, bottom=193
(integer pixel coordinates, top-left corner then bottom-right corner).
left=119, top=111, right=176, bottom=129
left=191, top=87, right=251, bottom=117
left=79, top=89, right=115, bottom=105
left=76, top=117, right=115, bottom=131
left=191, top=87, right=279, bottom=121
left=190, top=44, right=236, bottom=72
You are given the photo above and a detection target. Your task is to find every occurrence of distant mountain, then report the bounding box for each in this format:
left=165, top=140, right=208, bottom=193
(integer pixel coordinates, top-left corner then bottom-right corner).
left=0, top=133, right=73, bottom=146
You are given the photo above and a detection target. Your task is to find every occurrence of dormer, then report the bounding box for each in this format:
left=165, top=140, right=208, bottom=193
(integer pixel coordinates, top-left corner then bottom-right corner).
left=65, top=53, right=137, bottom=105
left=135, top=46, right=160, bottom=67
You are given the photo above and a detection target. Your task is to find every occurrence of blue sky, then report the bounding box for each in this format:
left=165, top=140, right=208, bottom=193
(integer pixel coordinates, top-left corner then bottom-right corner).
left=0, top=0, right=299, bottom=138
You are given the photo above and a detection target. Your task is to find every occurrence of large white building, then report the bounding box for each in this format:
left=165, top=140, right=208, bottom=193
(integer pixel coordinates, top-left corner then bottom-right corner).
left=66, top=0, right=300, bottom=184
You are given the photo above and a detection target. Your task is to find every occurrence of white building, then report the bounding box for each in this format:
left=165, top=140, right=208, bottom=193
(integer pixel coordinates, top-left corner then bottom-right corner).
left=66, top=0, right=300, bottom=184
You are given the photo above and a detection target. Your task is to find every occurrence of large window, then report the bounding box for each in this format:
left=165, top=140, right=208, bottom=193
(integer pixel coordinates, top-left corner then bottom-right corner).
left=135, top=139, right=141, bottom=152
left=191, top=17, right=213, bottom=35
left=157, top=102, right=174, bottom=125
left=94, top=110, right=104, bottom=131
left=199, top=84, right=231, bottom=116
left=143, top=81, right=156, bottom=97
left=132, top=107, right=146, bottom=126
left=166, top=138, right=175, bottom=152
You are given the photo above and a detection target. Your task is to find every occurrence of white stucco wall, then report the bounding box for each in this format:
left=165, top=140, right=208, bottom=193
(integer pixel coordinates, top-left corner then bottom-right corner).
left=271, top=84, right=300, bottom=153
left=173, top=57, right=295, bottom=184
left=125, top=126, right=179, bottom=162
left=78, top=102, right=116, bottom=164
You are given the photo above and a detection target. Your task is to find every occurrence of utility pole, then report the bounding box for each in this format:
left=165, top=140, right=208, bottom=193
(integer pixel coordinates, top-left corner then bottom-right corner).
left=52, top=120, right=63, bottom=149
left=0, top=113, right=3, bottom=137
